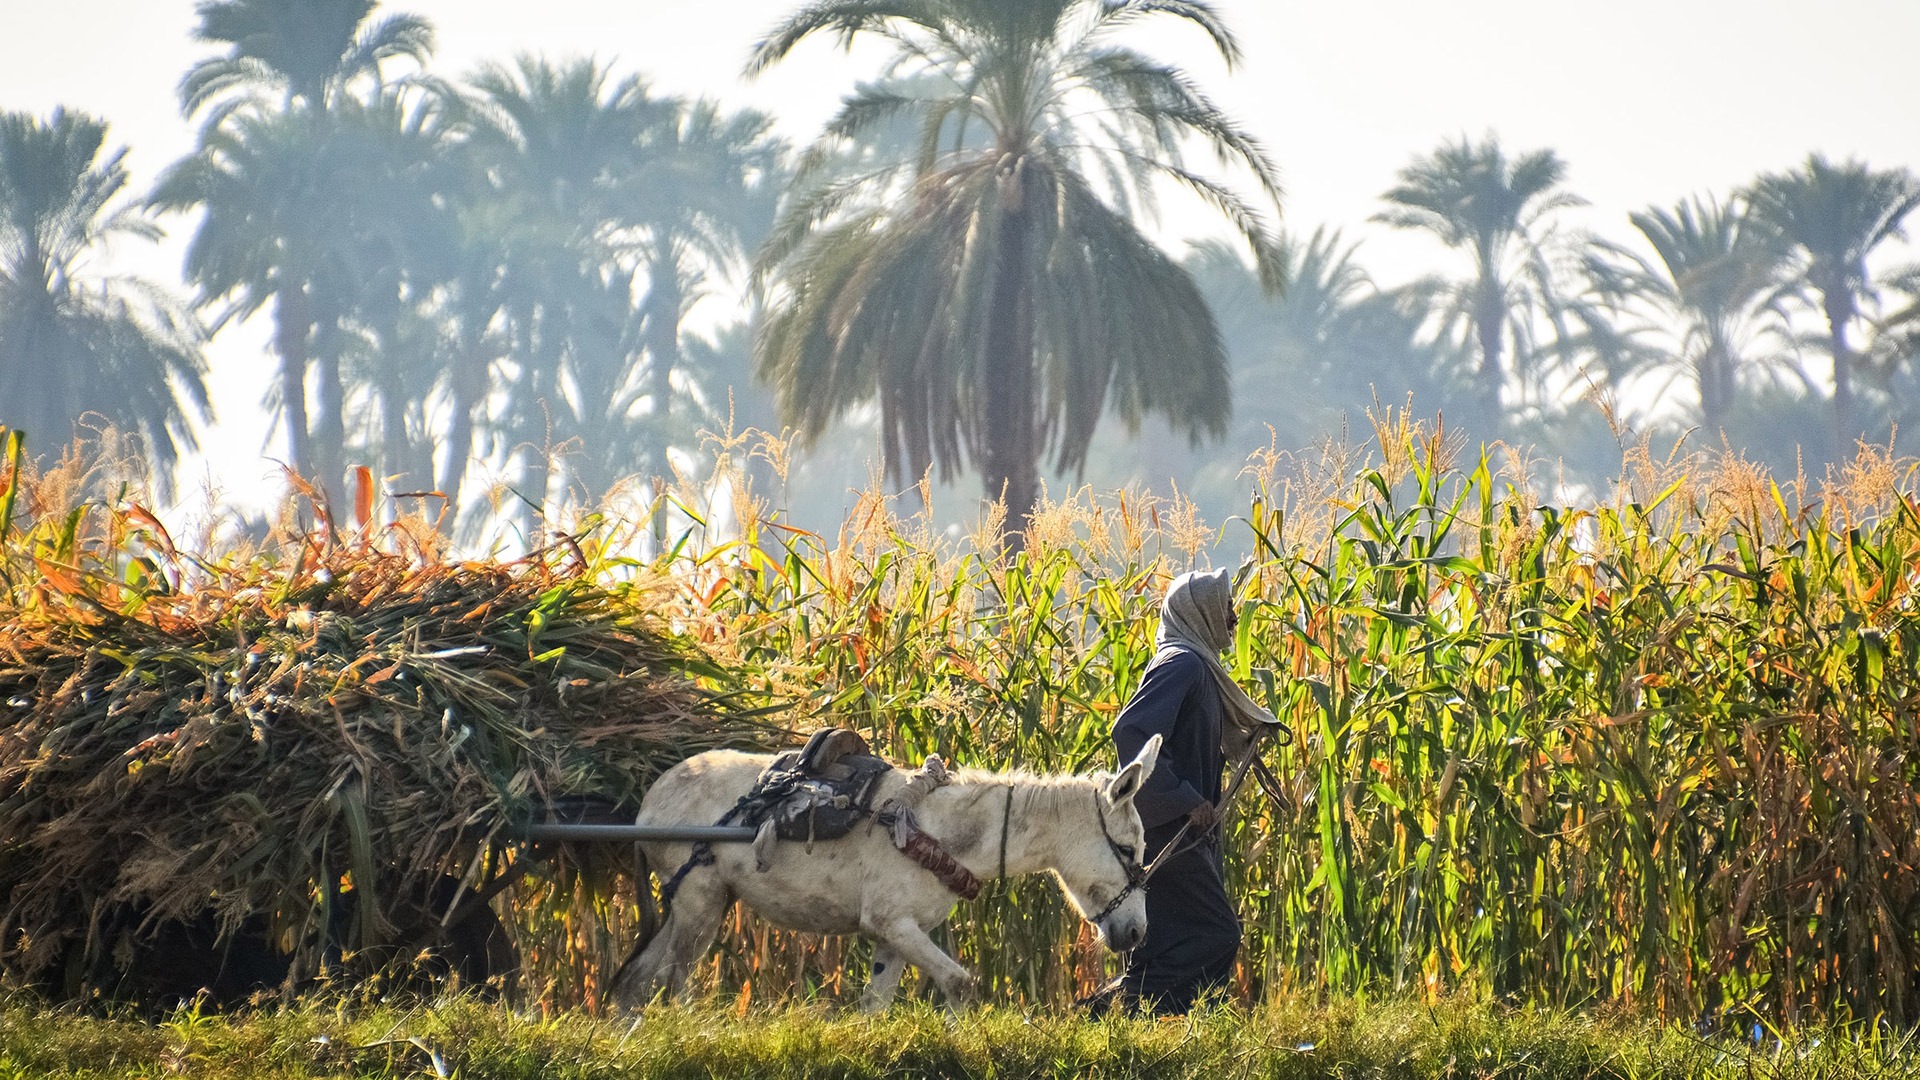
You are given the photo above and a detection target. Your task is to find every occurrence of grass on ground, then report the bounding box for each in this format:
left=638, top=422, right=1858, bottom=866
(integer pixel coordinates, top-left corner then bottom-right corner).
left=1, top=992, right=1913, bottom=1080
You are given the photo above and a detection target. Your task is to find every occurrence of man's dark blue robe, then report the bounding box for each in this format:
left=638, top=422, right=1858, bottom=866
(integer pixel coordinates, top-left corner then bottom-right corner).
left=1109, top=643, right=1241, bottom=1013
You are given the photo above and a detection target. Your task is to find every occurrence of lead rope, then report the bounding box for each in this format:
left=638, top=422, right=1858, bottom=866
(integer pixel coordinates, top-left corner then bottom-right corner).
left=1138, top=729, right=1273, bottom=886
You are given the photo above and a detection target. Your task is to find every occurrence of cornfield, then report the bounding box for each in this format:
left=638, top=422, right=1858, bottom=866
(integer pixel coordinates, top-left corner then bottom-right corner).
left=7, top=410, right=1920, bottom=1027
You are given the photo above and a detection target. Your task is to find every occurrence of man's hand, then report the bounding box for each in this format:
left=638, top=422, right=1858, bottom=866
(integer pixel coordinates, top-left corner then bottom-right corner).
left=1186, top=799, right=1219, bottom=831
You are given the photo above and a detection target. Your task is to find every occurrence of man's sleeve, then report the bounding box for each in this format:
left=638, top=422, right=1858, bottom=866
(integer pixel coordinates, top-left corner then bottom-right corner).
left=1112, top=652, right=1205, bottom=830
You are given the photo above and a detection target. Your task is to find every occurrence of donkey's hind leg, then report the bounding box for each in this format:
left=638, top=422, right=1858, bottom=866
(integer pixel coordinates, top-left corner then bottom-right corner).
left=610, top=875, right=732, bottom=1010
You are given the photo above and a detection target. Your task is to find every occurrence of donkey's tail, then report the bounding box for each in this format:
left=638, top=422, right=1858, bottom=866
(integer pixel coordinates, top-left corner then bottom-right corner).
left=612, top=844, right=659, bottom=993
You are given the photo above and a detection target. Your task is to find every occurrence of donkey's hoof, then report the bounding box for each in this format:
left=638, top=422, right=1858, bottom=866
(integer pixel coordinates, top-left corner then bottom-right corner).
left=605, top=974, right=662, bottom=1016
left=941, top=973, right=980, bottom=1009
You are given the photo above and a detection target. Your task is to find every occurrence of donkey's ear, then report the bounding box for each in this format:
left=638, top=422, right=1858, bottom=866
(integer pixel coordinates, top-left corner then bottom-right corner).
left=1106, top=734, right=1162, bottom=804
left=1131, top=733, right=1162, bottom=778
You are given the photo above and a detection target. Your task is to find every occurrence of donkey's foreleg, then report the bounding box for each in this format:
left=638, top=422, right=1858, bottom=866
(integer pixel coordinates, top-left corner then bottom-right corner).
left=860, top=941, right=906, bottom=1013
left=660, top=879, right=733, bottom=998
left=863, top=916, right=976, bottom=1008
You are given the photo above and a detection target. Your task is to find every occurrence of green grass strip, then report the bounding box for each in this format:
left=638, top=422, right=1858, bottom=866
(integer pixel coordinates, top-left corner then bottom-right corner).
left=3, top=994, right=1915, bottom=1080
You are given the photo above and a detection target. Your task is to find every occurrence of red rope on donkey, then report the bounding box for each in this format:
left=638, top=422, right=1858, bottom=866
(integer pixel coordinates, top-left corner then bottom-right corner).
left=895, top=822, right=982, bottom=900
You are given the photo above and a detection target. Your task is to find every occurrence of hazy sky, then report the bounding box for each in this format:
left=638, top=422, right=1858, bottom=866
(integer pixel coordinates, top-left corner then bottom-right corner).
left=2, top=0, right=1918, bottom=505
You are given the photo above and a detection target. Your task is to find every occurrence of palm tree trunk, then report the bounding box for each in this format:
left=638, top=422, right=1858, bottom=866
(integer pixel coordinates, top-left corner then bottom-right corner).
left=644, top=251, right=684, bottom=549
left=439, top=335, right=486, bottom=520
left=645, top=252, right=684, bottom=474
left=368, top=327, right=416, bottom=503
left=311, top=323, right=347, bottom=515
left=439, top=292, right=502, bottom=521
left=981, top=179, right=1038, bottom=551
left=440, top=398, right=477, bottom=517
left=1699, top=338, right=1730, bottom=433
left=274, top=288, right=315, bottom=480
left=1474, top=282, right=1505, bottom=427
left=411, top=412, right=436, bottom=515
left=1823, top=289, right=1858, bottom=460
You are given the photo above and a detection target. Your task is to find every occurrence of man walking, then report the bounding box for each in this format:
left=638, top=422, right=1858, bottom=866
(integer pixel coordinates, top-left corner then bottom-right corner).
left=1096, top=567, right=1283, bottom=1014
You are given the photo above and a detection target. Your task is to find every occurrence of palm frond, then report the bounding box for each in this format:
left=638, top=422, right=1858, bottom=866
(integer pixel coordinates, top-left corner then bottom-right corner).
left=746, top=0, right=943, bottom=76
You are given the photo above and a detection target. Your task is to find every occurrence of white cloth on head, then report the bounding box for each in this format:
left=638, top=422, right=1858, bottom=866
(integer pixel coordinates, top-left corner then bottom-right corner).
left=1154, top=568, right=1285, bottom=742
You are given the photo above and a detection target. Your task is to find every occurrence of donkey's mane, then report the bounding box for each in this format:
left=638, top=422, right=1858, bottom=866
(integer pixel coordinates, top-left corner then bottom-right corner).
left=938, top=767, right=1111, bottom=822
left=945, top=766, right=1103, bottom=790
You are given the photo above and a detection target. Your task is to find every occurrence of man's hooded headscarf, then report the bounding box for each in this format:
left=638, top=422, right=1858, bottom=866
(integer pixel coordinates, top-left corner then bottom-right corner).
left=1154, top=568, right=1288, bottom=749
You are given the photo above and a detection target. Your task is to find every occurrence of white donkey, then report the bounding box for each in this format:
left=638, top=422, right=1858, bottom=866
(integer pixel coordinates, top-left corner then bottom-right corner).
left=611, top=736, right=1161, bottom=1011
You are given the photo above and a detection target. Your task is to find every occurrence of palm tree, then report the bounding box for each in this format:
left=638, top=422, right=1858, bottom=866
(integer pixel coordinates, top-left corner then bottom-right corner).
left=615, top=99, right=782, bottom=490
left=1189, top=230, right=1465, bottom=456
left=1858, top=264, right=1920, bottom=433
left=160, top=0, right=431, bottom=502
left=181, top=0, right=432, bottom=117
left=325, top=87, right=456, bottom=501
left=1374, top=134, right=1587, bottom=427
left=1877, top=263, right=1920, bottom=376
left=750, top=0, right=1284, bottom=539
left=1584, top=194, right=1791, bottom=433
left=415, top=143, right=512, bottom=518
left=152, top=106, right=358, bottom=495
left=451, top=58, right=787, bottom=533
left=1071, top=232, right=1467, bottom=523
left=452, top=56, right=659, bottom=532
left=1746, top=155, right=1920, bottom=456
left=0, top=109, right=209, bottom=488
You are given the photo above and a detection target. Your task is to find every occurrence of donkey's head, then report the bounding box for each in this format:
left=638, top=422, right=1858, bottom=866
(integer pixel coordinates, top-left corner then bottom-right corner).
left=1053, top=735, right=1160, bottom=953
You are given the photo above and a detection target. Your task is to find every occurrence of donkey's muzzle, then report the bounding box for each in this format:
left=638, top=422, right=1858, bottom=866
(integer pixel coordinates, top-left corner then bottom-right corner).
left=1101, top=915, right=1147, bottom=952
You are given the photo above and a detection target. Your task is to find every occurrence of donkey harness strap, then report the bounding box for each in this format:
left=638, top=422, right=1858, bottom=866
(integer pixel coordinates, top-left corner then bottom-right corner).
left=997, top=783, right=1014, bottom=881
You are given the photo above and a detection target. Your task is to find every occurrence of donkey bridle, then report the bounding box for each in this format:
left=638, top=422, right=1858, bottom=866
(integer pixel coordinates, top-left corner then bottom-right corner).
left=1089, top=789, right=1150, bottom=925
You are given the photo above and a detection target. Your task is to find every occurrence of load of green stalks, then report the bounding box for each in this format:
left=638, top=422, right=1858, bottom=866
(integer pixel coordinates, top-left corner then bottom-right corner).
left=0, top=436, right=776, bottom=997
